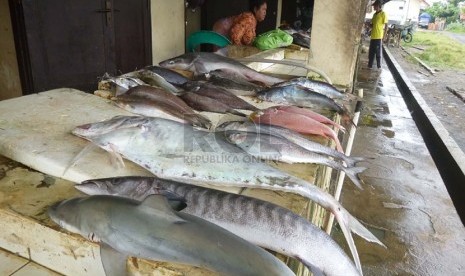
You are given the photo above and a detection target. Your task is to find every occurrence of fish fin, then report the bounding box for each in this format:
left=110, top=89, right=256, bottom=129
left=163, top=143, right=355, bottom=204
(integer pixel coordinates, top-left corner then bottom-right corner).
left=108, top=144, right=125, bottom=169
left=140, top=195, right=186, bottom=223
left=344, top=157, right=366, bottom=167
left=158, top=190, right=188, bottom=211
left=343, top=167, right=366, bottom=189
left=334, top=210, right=363, bottom=274
left=100, top=243, right=128, bottom=276
left=349, top=214, right=386, bottom=248
left=63, top=143, right=98, bottom=176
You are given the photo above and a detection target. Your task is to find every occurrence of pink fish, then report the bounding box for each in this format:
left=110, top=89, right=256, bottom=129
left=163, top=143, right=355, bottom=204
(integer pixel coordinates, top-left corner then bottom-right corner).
left=250, top=108, right=344, bottom=152
left=271, top=105, right=346, bottom=132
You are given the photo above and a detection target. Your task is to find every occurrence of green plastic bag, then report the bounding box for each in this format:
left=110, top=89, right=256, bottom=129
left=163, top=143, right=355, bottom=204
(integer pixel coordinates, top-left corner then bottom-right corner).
left=254, top=29, right=293, bottom=50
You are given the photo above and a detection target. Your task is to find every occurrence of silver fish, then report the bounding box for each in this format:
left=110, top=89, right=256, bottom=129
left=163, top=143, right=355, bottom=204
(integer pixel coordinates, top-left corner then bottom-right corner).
left=159, top=52, right=284, bottom=86
left=216, top=121, right=364, bottom=167
left=77, top=176, right=362, bottom=276
left=102, top=76, right=147, bottom=96
left=133, top=70, right=182, bottom=95
left=72, top=116, right=384, bottom=271
left=48, top=194, right=294, bottom=276
left=144, top=65, right=189, bottom=86
left=225, top=131, right=366, bottom=189
left=112, top=98, right=188, bottom=125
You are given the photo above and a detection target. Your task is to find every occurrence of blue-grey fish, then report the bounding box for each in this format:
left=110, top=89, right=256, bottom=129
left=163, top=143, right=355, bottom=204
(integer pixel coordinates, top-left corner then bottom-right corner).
left=48, top=194, right=294, bottom=276
left=159, top=52, right=284, bottom=86
left=274, top=77, right=347, bottom=99
left=77, top=176, right=362, bottom=276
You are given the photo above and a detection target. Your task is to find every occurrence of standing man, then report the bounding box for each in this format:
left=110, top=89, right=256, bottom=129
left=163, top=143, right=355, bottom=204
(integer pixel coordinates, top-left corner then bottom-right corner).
left=368, top=0, right=388, bottom=69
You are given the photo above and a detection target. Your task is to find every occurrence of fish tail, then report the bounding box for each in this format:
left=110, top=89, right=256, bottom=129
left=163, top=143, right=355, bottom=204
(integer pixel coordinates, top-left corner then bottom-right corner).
left=348, top=212, right=386, bottom=248
left=343, top=157, right=366, bottom=167
left=334, top=209, right=363, bottom=274
left=343, top=166, right=366, bottom=189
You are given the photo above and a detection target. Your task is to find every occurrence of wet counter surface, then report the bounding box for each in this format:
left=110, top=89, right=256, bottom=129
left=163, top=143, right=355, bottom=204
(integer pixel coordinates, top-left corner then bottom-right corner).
left=331, top=57, right=465, bottom=275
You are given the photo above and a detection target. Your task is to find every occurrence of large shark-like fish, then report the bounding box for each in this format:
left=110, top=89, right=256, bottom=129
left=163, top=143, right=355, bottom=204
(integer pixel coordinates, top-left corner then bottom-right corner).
left=159, top=52, right=283, bottom=86
left=71, top=116, right=384, bottom=271
left=76, top=176, right=362, bottom=276
left=48, top=194, right=295, bottom=276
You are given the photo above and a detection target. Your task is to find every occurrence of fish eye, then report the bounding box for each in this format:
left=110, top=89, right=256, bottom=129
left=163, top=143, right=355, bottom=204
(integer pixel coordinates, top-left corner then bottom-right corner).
left=169, top=60, right=174, bottom=64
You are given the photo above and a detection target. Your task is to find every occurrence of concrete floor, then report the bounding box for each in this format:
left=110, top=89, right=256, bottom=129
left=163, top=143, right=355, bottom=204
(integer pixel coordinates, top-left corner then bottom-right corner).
left=333, top=54, right=465, bottom=275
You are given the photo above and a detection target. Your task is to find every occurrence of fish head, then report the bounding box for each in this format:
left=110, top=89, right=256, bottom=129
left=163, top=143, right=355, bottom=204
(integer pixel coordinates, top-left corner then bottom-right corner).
left=159, top=53, right=198, bottom=71
left=77, top=177, right=151, bottom=198
left=48, top=197, right=90, bottom=236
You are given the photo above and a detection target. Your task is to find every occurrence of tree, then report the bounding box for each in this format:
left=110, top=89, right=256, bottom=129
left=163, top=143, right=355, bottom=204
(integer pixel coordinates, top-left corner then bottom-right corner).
left=425, top=2, right=460, bottom=24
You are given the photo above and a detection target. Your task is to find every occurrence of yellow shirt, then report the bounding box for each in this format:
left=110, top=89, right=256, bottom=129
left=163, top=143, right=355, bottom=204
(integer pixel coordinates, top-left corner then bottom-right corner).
left=371, top=11, right=388, bottom=39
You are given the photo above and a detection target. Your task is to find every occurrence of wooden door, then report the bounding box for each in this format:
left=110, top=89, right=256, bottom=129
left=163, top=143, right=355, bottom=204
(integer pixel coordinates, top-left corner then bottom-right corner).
left=12, top=0, right=151, bottom=94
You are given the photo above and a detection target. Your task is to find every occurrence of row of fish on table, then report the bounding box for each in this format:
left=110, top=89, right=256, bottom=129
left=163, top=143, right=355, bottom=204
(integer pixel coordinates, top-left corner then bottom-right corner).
left=48, top=52, right=383, bottom=276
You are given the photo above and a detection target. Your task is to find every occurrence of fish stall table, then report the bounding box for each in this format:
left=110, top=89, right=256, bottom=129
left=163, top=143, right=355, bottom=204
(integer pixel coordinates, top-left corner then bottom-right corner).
left=0, top=85, right=352, bottom=274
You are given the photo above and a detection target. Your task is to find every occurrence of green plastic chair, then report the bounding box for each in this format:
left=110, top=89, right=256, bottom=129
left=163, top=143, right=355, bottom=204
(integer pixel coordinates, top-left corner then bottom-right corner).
left=186, top=31, right=231, bottom=52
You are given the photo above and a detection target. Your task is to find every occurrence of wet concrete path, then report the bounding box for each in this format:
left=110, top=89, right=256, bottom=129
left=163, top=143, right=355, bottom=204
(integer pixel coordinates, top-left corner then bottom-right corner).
left=332, top=57, right=465, bottom=275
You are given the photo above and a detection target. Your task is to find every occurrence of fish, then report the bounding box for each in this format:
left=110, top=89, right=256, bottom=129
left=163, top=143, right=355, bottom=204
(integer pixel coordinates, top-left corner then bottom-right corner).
left=182, top=81, right=259, bottom=111
left=292, top=33, right=311, bottom=48
left=274, top=77, right=353, bottom=100
left=144, top=65, right=189, bottom=86
left=250, top=108, right=345, bottom=153
left=203, top=69, right=263, bottom=96
left=112, top=98, right=191, bottom=125
left=268, top=105, right=346, bottom=132
left=159, top=52, right=284, bottom=86
left=256, top=84, right=352, bottom=123
left=226, top=131, right=365, bottom=189
left=179, top=92, right=246, bottom=117
left=48, top=194, right=295, bottom=276
left=77, top=176, right=362, bottom=276
left=132, top=70, right=182, bottom=95
left=102, top=76, right=147, bottom=96
left=216, top=121, right=364, bottom=167
left=72, top=116, right=385, bottom=271
left=72, top=115, right=150, bottom=138
left=116, top=86, right=211, bottom=129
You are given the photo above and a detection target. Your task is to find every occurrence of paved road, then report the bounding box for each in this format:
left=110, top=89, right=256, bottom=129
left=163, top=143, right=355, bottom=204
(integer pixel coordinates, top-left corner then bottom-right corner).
left=445, top=32, right=465, bottom=44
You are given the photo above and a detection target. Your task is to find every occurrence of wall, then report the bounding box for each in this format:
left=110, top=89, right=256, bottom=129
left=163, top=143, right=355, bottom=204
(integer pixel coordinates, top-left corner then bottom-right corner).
left=0, top=0, right=22, bottom=100
left=309, top=0, right=365, bottom=86
left=185, top=5, right=201, bottom=44
left=151, top=0, right=185, bottom=65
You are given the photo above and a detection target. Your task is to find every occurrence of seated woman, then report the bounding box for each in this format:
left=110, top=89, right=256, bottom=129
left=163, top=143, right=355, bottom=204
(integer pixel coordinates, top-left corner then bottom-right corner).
left=212, top=0, right=267, bottom=46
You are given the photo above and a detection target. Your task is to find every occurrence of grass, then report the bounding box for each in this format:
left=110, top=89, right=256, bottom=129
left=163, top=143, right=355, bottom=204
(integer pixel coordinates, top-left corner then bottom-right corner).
left=401, top=30, right=465, bottom=69
left=445, top=22, right=465, bottom=33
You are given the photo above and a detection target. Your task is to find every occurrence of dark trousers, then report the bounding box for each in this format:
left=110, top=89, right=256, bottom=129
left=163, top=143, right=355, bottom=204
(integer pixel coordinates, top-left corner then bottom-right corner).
left=368, top=39, right=382, bottom=68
